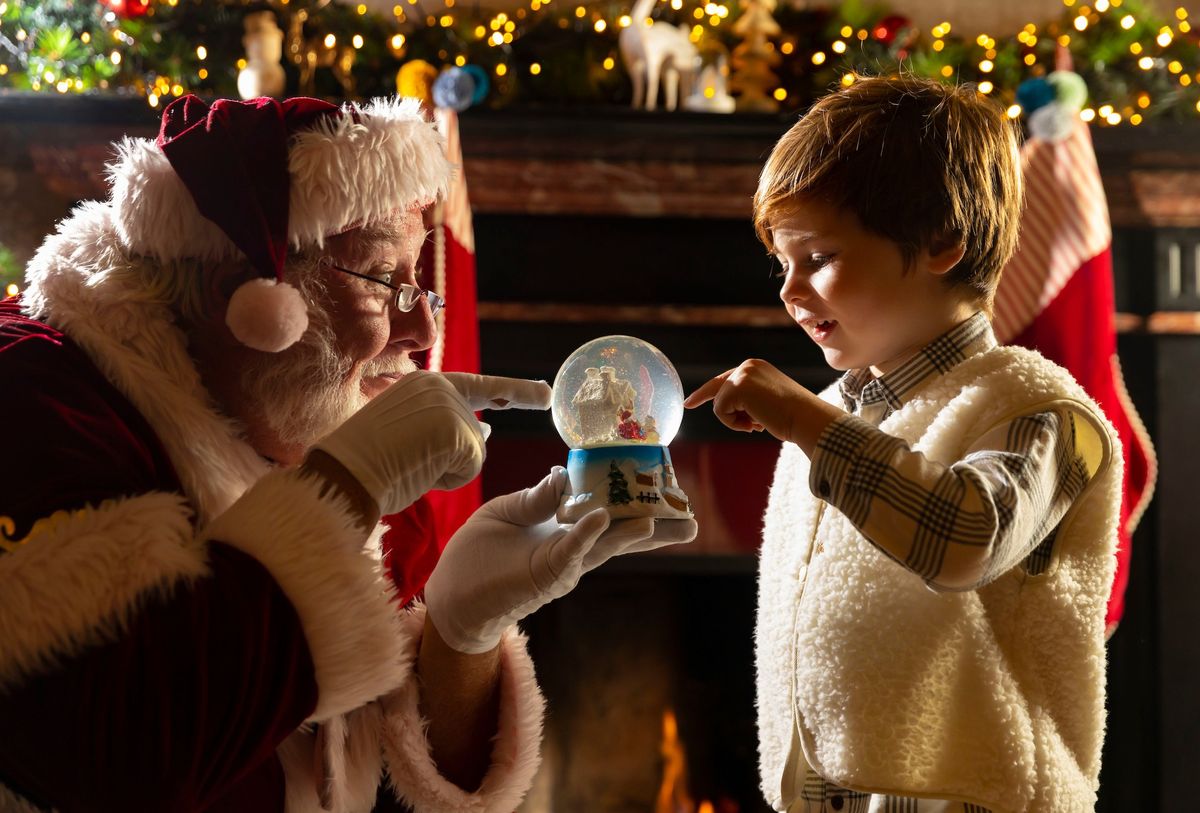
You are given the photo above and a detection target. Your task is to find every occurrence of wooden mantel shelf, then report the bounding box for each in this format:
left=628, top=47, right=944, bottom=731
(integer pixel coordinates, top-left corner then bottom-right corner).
left=457, top=107, right=1200, bottom=227
left=479, top=301, right=1200, bottom=335
left=2, top=94, right=1200, bottom=228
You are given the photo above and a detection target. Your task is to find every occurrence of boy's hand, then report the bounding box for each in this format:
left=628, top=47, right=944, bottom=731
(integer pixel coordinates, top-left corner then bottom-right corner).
left=683, top=359, right=843, bottom=453
left=683, top=359, right=803, bottom=439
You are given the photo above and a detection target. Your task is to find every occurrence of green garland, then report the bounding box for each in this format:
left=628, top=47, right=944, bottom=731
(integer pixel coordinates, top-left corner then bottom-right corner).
left=0, top=0, right=1197, bottom=123
left=0, top=243, right=20, bottom=294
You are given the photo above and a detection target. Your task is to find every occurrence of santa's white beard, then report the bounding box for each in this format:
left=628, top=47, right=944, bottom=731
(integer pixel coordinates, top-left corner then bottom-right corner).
left=240, top=327, right=418, bottom=450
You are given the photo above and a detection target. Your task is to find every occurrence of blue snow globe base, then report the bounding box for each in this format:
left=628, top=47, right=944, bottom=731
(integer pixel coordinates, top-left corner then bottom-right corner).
left=558, top=445, right=692, bottom=523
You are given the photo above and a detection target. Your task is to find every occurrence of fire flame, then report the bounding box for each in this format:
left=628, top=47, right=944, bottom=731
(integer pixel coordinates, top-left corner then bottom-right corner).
left=658, top=708, right=727, bottom=813
left=655, top=709, right=694, bottom=813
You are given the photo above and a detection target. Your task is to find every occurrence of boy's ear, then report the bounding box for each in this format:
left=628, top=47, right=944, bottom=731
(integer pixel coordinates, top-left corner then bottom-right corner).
left=926, top=235, right=967, bottom=277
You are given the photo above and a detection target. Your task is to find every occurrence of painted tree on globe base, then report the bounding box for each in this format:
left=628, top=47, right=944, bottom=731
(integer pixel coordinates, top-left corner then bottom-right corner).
left=607, top=461, right=633, bottom=506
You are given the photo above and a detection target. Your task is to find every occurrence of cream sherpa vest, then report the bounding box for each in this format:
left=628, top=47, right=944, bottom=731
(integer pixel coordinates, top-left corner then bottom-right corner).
left=756, top=345, right=1122, bottom=813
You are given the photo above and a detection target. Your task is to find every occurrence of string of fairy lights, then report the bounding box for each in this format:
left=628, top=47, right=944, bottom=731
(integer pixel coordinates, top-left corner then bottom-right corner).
left=0, top=0, right=1196, bottom=297
left=0, top=0, right=1196, bottom=123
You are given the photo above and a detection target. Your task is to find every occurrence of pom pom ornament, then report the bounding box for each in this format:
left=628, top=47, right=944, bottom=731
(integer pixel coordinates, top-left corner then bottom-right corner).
left=1019, top=70, right=1089, bottom=143
left=462, top=65, right=491, bottom=105
left=432, top=67, right=477, bottom=112
left=1046, top=70, right=1089, bottom=113
left=396, top=60, right=438, bottom=104
left=225, top=278, right=310, bottom=353
left=551, top=336, right=692, bottom=522
left=1016, top=77, right=1055, bottom=114
left=1028, top=102, right=1077, bottom=142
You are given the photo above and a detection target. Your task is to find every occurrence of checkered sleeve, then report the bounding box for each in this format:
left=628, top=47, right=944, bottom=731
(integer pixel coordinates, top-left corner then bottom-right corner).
left=809, top=408, right=1090, bottom=591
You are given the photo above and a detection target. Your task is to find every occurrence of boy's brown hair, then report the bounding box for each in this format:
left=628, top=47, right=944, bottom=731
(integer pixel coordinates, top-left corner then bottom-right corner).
left=753, top=76, right=1023, bottom=313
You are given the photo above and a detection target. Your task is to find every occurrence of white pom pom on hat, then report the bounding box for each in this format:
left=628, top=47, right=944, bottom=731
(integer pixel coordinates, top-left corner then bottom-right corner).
left=113, top=94, right=453, bottom=352
left=226, top=277, right=310, bottom=353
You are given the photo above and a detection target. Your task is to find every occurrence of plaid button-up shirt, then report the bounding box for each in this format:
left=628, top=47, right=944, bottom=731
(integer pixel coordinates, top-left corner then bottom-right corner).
left=790, top=312, right=1091, bottom=812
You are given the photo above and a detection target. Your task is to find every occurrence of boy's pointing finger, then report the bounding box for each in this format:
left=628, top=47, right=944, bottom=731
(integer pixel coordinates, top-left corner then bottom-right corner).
left=683, top=369, right=736, bottom=408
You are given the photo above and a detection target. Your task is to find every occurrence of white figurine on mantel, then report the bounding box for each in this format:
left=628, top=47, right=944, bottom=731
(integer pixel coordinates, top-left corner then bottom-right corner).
left=683, top=53, right=736, bottom=113
left=237, top=10, right=286, bottom=100
left=619, top=0, right=699, bottom=111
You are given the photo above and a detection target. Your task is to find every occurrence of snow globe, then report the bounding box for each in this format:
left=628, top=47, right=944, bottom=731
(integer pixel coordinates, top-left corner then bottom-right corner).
left=551, top=335, right=693, bottom=523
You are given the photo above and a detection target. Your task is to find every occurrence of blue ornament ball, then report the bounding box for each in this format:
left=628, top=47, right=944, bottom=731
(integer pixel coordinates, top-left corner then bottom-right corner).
left=462, top=64, right=490, bottom=105
left=1016, top=78, right=1055, bottom=115
left=432, top=67, right=476, bottom=112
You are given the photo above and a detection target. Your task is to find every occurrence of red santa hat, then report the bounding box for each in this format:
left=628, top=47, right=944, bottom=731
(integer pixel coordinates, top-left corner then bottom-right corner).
left=106, top=94, right=452, bottom=352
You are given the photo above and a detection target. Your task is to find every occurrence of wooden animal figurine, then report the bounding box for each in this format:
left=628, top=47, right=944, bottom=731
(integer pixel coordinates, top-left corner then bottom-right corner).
left=618, top=0, right=699, bottom=111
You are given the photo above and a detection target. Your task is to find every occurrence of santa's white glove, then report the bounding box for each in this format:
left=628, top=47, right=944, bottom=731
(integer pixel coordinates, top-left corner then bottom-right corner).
left=442, top=372, right=551, bottom=412
left=424, top=467, right=699, bottom=654
left=313, top=370, right=486, bottom=517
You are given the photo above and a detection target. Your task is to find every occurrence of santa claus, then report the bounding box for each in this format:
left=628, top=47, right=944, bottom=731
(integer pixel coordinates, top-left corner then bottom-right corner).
left=0, top=95, right=696, bottom=811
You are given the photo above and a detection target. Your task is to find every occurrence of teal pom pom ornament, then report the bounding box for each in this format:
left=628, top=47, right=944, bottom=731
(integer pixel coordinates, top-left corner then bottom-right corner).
left=1016, top=77, right=1055, bottom=114
left=462, top=65, right=490, bottom=105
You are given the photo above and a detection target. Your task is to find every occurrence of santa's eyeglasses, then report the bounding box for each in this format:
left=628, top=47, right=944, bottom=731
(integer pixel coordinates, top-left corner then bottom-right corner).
left=325, top=261, right=445, bottom=318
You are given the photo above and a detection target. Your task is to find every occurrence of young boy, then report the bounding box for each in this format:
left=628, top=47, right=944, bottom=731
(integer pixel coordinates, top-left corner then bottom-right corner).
left=685, top=77, right=1122, bottom=812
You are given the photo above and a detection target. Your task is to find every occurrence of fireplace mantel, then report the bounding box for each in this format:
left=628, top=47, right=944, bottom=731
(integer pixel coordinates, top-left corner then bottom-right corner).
left=3, top=94, right=1200, bottom=227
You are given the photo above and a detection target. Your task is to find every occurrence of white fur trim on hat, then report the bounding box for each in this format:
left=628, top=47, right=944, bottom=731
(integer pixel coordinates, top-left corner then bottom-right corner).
left=106, top=96, right=453, bottom=266
left=226, top=277, right=310, bottom=353
left=288, top=97, right=454, bottom=251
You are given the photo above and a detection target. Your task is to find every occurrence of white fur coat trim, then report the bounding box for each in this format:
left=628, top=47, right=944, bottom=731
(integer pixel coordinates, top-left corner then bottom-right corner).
left=0, top=783, right=48, bottom=813
left=0, top=492, right=204, bottom=693
left=203, top=469, right=415, bottom=722
left=757, top=346, right=1122, bottom=813
left=380, top=608, right=546, bottom=813
left=107, top=96, right=453, bottom=266
left=22, top=201, right=269, bottom=524
left=277, top=706, right=386, bottom=813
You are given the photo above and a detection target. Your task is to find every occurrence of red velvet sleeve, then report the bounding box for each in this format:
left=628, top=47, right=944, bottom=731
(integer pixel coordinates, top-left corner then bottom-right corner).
left=0, top=543, right=317, bottom=812
left=0, top=302, right=319, bottom=810
left=0, top=299, right=179, bottom=541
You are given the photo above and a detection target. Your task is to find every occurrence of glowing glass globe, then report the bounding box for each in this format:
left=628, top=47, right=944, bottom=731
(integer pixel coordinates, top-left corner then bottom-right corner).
left=551, top=335, right=684, bottom=450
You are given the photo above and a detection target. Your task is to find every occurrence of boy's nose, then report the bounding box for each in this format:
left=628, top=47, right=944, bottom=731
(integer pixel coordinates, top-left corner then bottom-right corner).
left=778, top=272, right=809, bottom=306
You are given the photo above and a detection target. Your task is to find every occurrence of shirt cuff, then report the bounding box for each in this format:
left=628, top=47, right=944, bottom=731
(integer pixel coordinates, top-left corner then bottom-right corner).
left=379, top=606, right=546, bottom=813
left=809, top=413, right=907, bottom=518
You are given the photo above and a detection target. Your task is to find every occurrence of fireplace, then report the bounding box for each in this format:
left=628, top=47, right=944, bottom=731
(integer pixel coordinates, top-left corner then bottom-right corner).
left=482, top=431, right=776, bottom=813
left=516, top=555, right=768, bottom=813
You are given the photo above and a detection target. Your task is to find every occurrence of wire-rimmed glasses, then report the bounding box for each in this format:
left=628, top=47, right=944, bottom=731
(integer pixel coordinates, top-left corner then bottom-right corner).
left=325, top=261, right=445, bottom=317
